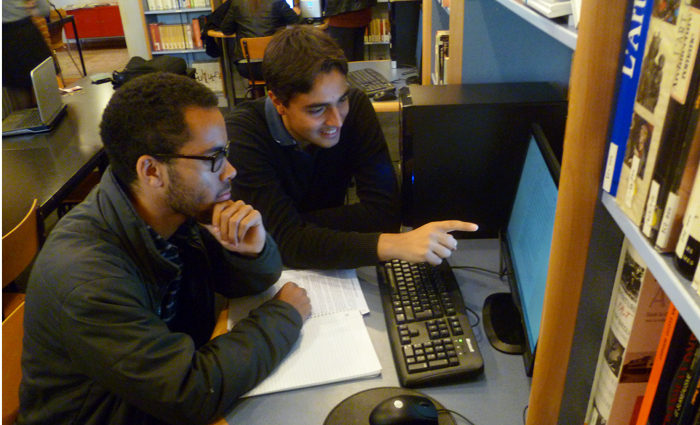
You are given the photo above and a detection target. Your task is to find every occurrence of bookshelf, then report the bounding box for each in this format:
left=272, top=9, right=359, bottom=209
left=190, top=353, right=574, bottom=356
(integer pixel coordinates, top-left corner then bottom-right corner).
left=421, top=0, right=575, bottom=90
left=418, top=0, right=644, bottom=422
left=141, top=4, right=210, bottom=62
left=365, top=0, right=391, bottom=60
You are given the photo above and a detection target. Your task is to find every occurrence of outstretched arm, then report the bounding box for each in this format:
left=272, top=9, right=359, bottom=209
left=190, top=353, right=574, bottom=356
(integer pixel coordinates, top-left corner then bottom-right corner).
left=377, top=220, right=479, bottom=265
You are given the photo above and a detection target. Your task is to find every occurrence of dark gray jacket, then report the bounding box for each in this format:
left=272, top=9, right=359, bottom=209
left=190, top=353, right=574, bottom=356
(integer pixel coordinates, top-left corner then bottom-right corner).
left=18, top=168, right=302, bottom=425
left=324, top=0, right=377, bottom=17
left=219, top=0, right=301, bottom=61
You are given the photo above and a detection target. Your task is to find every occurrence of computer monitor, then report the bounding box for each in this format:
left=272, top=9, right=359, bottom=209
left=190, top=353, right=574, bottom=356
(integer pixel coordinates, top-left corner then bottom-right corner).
left=300, top=0, right=322, bottom=21
left=482, top=123, right=560, bottom=377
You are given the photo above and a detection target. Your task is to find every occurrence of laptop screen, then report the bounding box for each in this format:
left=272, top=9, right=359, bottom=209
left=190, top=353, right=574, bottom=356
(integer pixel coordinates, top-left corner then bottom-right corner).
left=506, top=125, right=560, bottom=354
left=32, top=56, right=64, bottom=124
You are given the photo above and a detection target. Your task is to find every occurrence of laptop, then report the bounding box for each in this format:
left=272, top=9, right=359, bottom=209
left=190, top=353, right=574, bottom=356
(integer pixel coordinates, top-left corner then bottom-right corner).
left=300, top=0, right=323, bottom=21
left=3, top=57, right=67, bottom=137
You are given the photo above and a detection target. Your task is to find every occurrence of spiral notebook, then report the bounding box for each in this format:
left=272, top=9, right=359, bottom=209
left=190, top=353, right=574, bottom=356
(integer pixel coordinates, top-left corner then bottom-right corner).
left=227, top=269, right=381, bottom=397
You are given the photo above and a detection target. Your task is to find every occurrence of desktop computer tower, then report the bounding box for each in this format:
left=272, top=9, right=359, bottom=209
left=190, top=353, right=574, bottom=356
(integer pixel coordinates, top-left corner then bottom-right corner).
left=399, top=82, right=568, bottom=238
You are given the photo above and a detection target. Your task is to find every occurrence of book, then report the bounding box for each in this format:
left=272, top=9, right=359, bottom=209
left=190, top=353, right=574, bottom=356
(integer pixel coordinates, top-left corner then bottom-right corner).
left=662, top=334, right=699, bottom=424
left=641, top=6, right=700, bottom=247
left=524, top=0, right=572, bottom=18
left=227, top=269, right=381, bottom=397
left=616, top=0, right=691, bottom=227
left=674, top=346, right=700, bottom=424
left=191, top=17, right=203, bottom=49
left=676, top=164, right=700, bottom=280
left=435, top=30, right=449, bottom=85
left=635, top=303, right=681, bottom=425
left=602, top=0, right=655, bottom=196
left=149, top=23, right=162, bottom=51
left=645, top=316, right=694, bottom=424
left=655, top=127, right=700, bottom=253
left=585, top=238, right=669, bottom=425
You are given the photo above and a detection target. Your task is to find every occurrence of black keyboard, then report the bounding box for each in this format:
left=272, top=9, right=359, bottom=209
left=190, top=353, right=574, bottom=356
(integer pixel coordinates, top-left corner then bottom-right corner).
left=347, top=68, right=395, bottom=97
left=376, top=259, right=484, bottom=387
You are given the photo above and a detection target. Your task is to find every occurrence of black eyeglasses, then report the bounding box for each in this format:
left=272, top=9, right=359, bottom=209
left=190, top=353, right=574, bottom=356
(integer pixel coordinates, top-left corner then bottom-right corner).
left=153, top=141, right=231, bottom=173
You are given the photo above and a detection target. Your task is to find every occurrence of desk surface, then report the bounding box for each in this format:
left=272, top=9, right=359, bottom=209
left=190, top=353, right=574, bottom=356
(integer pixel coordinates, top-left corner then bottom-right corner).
left=2, top=77, right=113, bottom=233
left=224, top=239, right=532, bottom=424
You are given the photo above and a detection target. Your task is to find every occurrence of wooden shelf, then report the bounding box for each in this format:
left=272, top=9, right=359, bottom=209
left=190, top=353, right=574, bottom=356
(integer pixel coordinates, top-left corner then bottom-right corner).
left=602, top=192, right=700, bottom=336
left=492, top=0, right=577, bottom=49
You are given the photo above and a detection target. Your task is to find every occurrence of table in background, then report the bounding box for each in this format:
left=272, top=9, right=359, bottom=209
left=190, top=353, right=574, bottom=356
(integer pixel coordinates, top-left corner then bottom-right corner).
left=224, top=239, right=532, bottom=424
left=2, top=77, right=114, bottom=233
left=47, top=14, right=87, bottom=76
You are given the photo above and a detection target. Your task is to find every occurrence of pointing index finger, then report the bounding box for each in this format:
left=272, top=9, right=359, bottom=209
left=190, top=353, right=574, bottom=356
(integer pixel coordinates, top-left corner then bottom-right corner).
left=437, top=220, right=479, bottom=232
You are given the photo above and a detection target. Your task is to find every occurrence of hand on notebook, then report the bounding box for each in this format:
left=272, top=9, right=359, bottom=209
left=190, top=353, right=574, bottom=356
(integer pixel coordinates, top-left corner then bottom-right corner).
left=377, top=220, right=479, bottom=266
left=274, top=282, right=312, bottom=322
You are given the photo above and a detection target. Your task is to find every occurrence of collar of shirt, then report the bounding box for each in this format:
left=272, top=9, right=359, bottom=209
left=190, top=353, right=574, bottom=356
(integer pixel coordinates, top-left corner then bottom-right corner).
left=265, top=96, right=296, bottom=147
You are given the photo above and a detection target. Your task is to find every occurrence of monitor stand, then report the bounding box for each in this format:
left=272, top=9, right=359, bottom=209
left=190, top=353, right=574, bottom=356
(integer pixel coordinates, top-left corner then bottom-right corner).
left=482, top=292, right=526, bottom=354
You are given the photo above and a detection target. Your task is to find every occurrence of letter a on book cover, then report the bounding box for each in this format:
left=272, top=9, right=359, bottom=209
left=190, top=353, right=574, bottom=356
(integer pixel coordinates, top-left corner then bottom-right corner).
left=602, top=0, right=655, bottom=196
left=584, top=238, right=669, bottom=425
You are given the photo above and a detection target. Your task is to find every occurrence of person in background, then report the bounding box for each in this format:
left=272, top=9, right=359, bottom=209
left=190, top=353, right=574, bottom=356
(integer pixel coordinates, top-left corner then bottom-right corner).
left=225, top=25, right=478, bottom=270
left=17, top=73, right=311, bottom=425
left=324, top=0, right=377, bottom=62
left=2, top=0, right=52, bottom=111
left=216, top=0, right=301, bottom=93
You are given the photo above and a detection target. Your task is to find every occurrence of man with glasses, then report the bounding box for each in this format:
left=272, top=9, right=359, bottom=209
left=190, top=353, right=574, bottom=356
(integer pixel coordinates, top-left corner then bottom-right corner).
left=226, top=26, right=477, bottom=270
left=18, top=73, right=312, bottom=425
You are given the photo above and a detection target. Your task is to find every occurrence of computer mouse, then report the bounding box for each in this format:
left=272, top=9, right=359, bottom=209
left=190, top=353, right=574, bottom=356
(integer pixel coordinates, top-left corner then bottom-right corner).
left=372, top=91, right=398, bottom=102
left=368, top=394, right=439, bottom=425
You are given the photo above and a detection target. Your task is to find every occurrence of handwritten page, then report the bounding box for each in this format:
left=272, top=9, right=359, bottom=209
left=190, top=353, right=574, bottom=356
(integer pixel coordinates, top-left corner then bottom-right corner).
left=227, top=269, right=369, bottom=329
left=243, top=309, right=381, bottom=397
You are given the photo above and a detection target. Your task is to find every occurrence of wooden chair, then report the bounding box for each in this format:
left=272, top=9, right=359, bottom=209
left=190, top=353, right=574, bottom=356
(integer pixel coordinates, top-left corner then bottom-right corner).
left=3, top=199, right=39, bottom=318
left=3, top=301, right=25, bottom=425
left=240, top=36, right=272, bottom=99
left=31, top=16, right=64, bottom=87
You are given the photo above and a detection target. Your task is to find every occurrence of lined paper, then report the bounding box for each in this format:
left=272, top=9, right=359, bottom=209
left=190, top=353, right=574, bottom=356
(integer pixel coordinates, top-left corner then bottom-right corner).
left=243, top=310, right=381, bottom=397
left=226, top=269, right=381, bottom=396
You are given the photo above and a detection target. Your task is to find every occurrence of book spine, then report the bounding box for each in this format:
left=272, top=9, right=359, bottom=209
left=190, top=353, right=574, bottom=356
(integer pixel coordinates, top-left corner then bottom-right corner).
left=647, top=314, right=693, bottom=424
left=642, top=7, right=700, bottom=245
left=149, top=23, right=161, bottom=51
left=675, top=166, right=700, bottom=280
left=656, top=124, right=700, bottom=252
left=192, top=18, right=202, bottom=49
left=662, top=334, right=699, bottom=424
left=676, top=348, right=700, bottom=424
left=635, top=303, right=679, bottom=425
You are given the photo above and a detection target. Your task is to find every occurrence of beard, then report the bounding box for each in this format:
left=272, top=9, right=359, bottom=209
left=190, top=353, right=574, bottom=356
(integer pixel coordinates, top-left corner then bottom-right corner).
left=165, top=166, right=228, bottom=225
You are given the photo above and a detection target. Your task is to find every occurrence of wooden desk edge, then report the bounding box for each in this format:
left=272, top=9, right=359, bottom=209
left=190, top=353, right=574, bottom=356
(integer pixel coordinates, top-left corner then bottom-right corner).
left=372, top=100, right=399, bottom=113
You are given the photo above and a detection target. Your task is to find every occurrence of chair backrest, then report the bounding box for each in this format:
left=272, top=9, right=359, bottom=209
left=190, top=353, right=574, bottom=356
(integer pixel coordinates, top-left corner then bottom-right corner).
left=3, top=199, right=39, bottom=288
left=47, top=9, right=67, bottom=50
left=3, top=301, right=25, bottom=425
left=240, top=36, right=273, bottom=64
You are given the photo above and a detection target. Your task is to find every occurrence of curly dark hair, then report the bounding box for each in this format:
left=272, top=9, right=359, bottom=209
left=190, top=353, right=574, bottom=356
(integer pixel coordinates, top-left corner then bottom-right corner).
left=262, top=25, right=348, bottom=106
left=100, top=72, right=218, bottom=187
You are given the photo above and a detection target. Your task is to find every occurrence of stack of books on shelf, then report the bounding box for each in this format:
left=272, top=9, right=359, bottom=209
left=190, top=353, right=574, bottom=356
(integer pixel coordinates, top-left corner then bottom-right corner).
left=149, top=20, right=203, bottom=51
left=524, top=0, right=573, bottom=18
left=146, top=0, right=210, bottom=11
left=363, top=18, right=390, bottom=43
left=601, top=0, right=700, bottom=286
